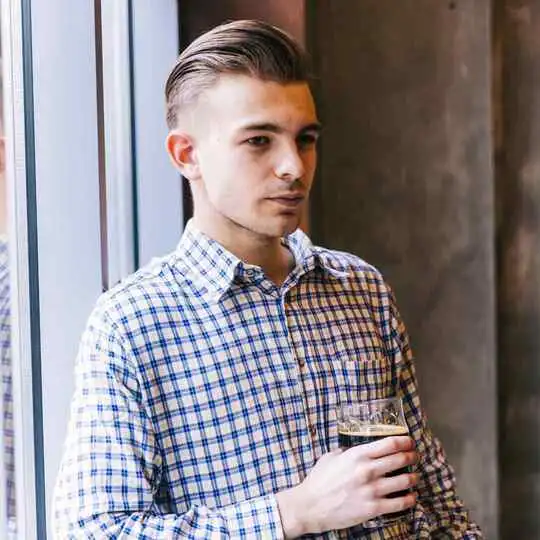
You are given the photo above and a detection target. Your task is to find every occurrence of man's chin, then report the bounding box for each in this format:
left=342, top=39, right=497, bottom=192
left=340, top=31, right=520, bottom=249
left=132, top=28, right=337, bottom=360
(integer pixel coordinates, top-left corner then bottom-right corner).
left=271, top=218, right=301, bottom=238
left=238, top=213, right=302, bottom=239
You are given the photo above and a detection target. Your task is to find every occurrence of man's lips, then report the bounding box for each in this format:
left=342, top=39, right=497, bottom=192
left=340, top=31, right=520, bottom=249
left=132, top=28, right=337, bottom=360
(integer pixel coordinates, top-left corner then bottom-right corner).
left=267, top=194, right=305, bottom=207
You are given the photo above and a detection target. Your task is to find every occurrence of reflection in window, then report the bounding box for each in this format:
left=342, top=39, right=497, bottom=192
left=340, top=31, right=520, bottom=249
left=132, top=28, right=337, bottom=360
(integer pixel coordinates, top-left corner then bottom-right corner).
left=0, top=23, right=16, bottom=538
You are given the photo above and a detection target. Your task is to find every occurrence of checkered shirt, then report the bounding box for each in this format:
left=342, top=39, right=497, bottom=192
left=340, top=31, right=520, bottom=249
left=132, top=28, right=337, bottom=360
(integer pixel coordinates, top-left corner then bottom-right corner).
left=52, top=221, right=482, bottom=539
left=0, top=237, right=15, bottom=524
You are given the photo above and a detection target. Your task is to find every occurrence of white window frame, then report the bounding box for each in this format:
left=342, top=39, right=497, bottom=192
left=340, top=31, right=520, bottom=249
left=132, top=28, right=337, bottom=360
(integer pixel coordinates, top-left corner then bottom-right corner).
left=2, top=0, right=40, bottom=537
left=2, top=1, right=181, bottom=538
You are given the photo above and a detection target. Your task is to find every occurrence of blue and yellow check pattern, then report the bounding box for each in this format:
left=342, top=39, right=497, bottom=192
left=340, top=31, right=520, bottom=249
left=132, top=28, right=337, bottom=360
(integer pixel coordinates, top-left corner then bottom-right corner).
left=0, top=238, right=15, bottom=527
left=52, top=221, right=482, bottom=539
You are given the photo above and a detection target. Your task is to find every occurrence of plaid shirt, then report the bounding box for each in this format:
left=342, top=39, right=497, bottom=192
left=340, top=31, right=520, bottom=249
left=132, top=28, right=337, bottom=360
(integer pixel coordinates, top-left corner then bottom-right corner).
left=53, top=221, right=482, bottom=539
left=0, top=237, right=16, bottom=526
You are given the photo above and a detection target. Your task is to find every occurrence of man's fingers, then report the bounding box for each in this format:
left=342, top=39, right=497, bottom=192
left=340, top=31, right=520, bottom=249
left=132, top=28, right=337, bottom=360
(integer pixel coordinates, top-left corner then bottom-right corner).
left=374, top=490, right=417, bottom=516
left=369, top=451, right=417, bottom=479
left=370, top=472, right=418, bottom=498
left=347, top=435, right=414, bottom=460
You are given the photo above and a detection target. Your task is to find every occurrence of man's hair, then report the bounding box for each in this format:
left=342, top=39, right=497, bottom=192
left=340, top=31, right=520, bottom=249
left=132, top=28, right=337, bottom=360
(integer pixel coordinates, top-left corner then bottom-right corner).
left=165, top=19, right=311, bottom=130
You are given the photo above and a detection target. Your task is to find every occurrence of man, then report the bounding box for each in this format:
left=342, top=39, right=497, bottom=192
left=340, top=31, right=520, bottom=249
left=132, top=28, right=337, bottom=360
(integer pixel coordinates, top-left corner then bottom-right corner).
left=53, top=20, right=482, bottom=538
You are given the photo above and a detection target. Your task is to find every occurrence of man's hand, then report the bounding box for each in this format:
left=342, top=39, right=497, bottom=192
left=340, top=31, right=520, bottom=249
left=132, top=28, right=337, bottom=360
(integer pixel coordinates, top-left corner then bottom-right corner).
left=276, top=436, right=418, bottom=538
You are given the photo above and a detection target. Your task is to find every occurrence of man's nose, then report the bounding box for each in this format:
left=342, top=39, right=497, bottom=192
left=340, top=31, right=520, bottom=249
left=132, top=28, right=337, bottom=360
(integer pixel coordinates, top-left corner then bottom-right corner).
left=274, top=143, right=305, bottom=181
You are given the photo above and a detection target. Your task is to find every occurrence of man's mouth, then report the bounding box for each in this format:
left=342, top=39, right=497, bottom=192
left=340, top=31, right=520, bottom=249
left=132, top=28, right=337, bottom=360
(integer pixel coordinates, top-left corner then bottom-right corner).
left=267, top=194, right=305, bottom=207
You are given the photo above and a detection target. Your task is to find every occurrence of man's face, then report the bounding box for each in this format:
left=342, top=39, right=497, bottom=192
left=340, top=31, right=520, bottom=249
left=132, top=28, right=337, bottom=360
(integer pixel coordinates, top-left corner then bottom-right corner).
left=184, top=74, right=320, bottom=240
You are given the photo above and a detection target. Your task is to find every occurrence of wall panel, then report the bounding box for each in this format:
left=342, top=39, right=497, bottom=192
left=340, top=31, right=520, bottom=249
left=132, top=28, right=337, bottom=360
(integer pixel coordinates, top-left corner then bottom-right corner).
left=496, top=1, right=540, bottom=537
left=309, top=2, right=497, bottom=535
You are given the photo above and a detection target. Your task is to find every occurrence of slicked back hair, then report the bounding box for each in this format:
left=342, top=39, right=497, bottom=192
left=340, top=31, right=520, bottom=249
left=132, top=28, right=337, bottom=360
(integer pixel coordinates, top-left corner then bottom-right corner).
left=165, top=19, right=312, bottom=130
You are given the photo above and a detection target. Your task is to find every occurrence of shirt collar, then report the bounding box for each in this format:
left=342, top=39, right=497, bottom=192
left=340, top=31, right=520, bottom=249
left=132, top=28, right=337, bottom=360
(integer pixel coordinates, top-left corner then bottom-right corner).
left=284, top=229, right=351, bottom=281
left=172, top=220, right=349, bottom=301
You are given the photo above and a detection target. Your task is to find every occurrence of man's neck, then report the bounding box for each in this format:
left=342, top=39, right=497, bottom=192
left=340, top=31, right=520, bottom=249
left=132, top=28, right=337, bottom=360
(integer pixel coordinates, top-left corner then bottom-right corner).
left=192, top=216, right=295, bottom=287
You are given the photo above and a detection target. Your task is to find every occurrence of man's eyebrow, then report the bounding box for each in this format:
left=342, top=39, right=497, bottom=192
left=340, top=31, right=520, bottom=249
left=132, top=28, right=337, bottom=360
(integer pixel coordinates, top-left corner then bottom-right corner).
left=238, top=122, right=323, bottom=134
left=300, top=122, right=323, bottom=134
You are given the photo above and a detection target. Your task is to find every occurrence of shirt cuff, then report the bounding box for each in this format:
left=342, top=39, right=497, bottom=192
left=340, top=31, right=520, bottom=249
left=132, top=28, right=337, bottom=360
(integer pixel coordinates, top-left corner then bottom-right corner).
left=222, top=494, right=284, bottom=539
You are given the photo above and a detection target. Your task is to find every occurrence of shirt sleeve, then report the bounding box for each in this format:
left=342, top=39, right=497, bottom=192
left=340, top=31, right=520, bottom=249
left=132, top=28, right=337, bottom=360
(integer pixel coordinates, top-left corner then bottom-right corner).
left=387, top=288, right=484, bottom=539
left=51, top=308, right=284, bottom=540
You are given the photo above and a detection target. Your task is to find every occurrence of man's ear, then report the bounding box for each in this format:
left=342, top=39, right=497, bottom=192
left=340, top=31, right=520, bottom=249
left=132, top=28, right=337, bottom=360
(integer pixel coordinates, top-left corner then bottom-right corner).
left=165, top=131, right=200, bottom=180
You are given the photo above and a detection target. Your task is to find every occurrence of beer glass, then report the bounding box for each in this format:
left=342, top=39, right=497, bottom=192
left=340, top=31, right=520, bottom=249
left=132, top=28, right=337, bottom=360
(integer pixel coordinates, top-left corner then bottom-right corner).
left=337, top=397, right=413, bottom=528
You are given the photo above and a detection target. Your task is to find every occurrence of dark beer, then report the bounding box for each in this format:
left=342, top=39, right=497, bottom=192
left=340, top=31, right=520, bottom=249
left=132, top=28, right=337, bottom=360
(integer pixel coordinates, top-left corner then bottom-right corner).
left=338, top=424, right=411, bottom=521
left=338, top=423, right=408, bottom=449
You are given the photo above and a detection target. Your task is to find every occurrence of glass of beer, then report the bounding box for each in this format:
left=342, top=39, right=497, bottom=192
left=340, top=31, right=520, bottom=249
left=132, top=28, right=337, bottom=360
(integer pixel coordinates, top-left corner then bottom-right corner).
left=337, top=397, right=413, bottom=527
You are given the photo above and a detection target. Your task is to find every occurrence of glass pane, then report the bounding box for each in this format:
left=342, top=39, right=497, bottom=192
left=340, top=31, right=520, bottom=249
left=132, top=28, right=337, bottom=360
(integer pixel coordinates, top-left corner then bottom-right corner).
left=0, top=17, right=16, bottom=538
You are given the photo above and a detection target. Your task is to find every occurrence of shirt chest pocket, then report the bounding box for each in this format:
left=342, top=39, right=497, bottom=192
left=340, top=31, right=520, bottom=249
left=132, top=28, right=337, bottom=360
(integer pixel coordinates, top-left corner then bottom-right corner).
left=331, top=325, right=395, bottom=402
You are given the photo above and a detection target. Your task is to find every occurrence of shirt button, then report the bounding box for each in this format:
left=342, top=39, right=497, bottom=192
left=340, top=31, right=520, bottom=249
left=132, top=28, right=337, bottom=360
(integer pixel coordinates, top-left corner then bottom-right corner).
left=309, top=424, right=317, bottom=437
left=298, top=358, right=305, bottom=368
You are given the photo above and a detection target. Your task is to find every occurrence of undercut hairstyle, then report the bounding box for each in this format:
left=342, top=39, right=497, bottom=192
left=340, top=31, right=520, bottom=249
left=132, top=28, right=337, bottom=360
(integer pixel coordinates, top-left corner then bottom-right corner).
left=164, top=19, right=312, bottom=130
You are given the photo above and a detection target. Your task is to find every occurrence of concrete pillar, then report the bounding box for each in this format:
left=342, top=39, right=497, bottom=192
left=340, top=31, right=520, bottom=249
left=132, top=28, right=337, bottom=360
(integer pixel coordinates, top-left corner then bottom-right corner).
left=308, top=2, right=497, bottom=536
left=495, top=1, right=540, bottom=537
left=179, top=0, right=305, bottom=45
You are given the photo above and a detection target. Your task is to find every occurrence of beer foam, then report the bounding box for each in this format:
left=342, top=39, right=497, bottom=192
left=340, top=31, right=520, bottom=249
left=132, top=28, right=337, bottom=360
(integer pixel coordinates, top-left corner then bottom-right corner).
left=339, top=424, right=409, bottom=437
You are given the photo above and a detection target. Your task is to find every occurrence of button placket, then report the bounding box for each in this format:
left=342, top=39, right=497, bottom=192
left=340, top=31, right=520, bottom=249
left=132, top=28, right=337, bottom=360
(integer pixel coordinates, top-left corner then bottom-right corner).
left=281, top=293, right=318, bottom=473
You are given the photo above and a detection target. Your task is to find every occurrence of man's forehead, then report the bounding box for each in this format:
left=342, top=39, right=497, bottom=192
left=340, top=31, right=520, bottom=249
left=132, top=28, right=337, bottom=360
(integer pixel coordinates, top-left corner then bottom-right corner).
left=207, top=77, right=315, bottom=120
left=203, top=74, right=314, bottom=109
left=182, top=75, right=317, bottom=136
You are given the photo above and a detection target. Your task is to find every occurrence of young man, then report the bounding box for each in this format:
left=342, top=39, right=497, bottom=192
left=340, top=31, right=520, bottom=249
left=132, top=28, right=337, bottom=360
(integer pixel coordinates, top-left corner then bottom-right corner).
left=53, top=20, right=482, bottom=539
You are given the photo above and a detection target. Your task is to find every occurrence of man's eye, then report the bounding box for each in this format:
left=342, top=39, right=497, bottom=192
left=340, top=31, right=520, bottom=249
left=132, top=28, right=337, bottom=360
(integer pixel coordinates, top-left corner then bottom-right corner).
left=246, top=136, right=270, bottom=147
left=297, top=133, right=318, bottom=149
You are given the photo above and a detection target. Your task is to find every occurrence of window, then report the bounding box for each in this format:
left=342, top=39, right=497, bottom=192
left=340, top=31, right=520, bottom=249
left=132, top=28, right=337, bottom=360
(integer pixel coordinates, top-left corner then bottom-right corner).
left=1, top=2, right=180, bottom=537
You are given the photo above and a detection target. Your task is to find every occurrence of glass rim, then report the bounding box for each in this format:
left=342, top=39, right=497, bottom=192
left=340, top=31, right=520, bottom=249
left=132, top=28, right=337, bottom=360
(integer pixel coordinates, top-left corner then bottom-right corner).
left=336, top=397, right=407, bottom=429
left=336, top=396, right=403, bottom=408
